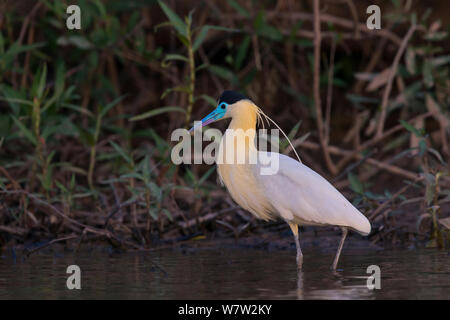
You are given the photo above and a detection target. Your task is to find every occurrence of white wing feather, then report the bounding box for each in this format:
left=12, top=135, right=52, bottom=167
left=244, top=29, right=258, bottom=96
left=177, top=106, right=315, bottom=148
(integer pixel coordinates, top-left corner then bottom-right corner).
left=255, top=153, right=371, bottom=235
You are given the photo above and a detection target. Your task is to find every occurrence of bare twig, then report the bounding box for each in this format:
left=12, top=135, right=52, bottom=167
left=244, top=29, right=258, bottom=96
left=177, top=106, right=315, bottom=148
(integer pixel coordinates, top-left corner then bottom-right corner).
left=375, top=24, right=416, bottom=138
left=224, top=12, right=402, bottom=46
left=325, top=36, right=336, bottom=144
left=0, top=225, right=27, bottom=236
left=252, top=34, right=262, bottom=71
left=178, top=206, right=238, bottom=229
left=344, top=0, right=360, bottom=38
left=369, top=181, right=418, bottom=220
left=23, top=234, right=78, bottom=258
left=336, top=112, right=433, bottom=171
left=13, top=1, right=43, bottom=88
left=298, top=141, right=421, bottom=181
left=313, top=0, right=337, bottom=175
left=104, top=198, right=140, bottom=227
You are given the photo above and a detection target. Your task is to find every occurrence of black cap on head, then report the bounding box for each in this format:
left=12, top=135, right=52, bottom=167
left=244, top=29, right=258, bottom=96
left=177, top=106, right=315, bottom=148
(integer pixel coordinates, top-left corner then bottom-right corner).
left=218, top=90, right=249, bottom=105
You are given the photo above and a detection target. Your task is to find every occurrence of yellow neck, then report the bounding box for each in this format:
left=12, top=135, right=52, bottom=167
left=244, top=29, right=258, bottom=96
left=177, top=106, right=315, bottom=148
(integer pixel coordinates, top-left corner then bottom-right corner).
left=228, top=101, right=258, bottom=132
left=225, top=101, right=258, bottom=156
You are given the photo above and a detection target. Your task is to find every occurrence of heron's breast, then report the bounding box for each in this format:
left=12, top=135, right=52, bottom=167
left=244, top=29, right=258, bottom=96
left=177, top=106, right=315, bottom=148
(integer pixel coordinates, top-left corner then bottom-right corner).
left=217, top=163, right=275, bottom=221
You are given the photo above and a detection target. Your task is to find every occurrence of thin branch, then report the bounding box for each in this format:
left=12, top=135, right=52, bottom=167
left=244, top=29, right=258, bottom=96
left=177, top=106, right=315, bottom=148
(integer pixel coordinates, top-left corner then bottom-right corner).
left=224, top=12, right=402, bottom=46
left=375, top=24, right=416, bottom=138
left=178, top=206, right=238, bottom=229
left=313, top=0, right=337, bottom=175
left=336, top=111, right=432, bottom=171
left=298, top=141, right=421, bottom=181
left=23, top=235, right=78, bottom=258
left=325, top=36, right=336, bottom=144
left=369, top=181, right=418, bottom=220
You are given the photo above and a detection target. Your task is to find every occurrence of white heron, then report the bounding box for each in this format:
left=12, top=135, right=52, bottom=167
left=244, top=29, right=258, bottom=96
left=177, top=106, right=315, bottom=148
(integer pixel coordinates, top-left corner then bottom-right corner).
left=190, top=91, right=371, bottom=270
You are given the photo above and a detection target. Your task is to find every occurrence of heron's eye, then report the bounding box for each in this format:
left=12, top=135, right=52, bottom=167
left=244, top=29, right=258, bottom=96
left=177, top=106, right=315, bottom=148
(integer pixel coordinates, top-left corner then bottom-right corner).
left=221, top=104, right=226, bottom=109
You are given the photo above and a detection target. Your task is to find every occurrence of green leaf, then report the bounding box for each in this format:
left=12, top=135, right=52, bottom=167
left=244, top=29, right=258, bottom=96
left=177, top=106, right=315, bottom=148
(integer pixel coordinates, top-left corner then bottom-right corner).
left=425, top=185, right=434, bottom=205
left=410, top=13, right=417, bottom=26
left=364, top=191, right=381, bottom=200
left=55, top=181, right=68, bottom=193
left=427, top=148, right=444, bottom=164
left=346, top=94, right=380, bottom=109
left=184, top=168, right=196, bottom=184
left=121, top=172, right=144, bottom=180
left=148, top=208, right=158, bottom=220
left=53, top=60, right=65, bottom=101
left=235, top=35, right=251, bottom=70
left=92, top=0, right=107, bottom=18
left=99, top=95, right=127, bottom=118
left=0, top=85, right=32, bottom=114
left=0, top=115, right=11, bottom=137
left=31, top=64, right=47, bottom=100
left=0, top=33, right=4, bottom=55
left=209, top=64, right=238, bottom=84
left=10, top=114, right=37, bottom=145
left=162, top=54, right=188, bottom=67
left=141, top=155, right=151, bottom=182
left=77, top=127, right=95, bottom=146
left=3, top=42, right=46, bottom=70
left=405, top=48, right=416, bottom=74
left=70, top=173, right=76, bottom=190
left=424, top=31, right=447, bottom=41
left=161, top=208, right=173, bottom=221
left=158, top=0, right=187, bottom=37
left=198, top=167, right=216, bottom=186
left=348, top=172, right=363, bottom=194
left=56, top=36, right=93, bottom=50
left=61, top=103, right=95, bottom=118
left=147, top=181, right=161, bottom=198
left=422, top=59, right=433, bottom=88
left=227, top=0, right=250, bottom=18
left=195, top=94, right=216, bottom=107
left=400, top=120, right=423, bottom=137
left=192, top=25, right=237, bottom=51
left=195, top=63, right=209, bottom=72
left=418, top=139, right=427, bottom=156
left=41, top=95, right=58, bottom=113
left=160, top=85, right=190, bottom=99
left=281, top=120, right=302, bottom=150
left=254, top=11, right=283, bottom=41
left=37, top=64, right=47, bottom=100
left=130, top=106, right=185, bottom=121
left=110, top=141, right=133, bottom=165
left=431, top=54, right=450, bottom=67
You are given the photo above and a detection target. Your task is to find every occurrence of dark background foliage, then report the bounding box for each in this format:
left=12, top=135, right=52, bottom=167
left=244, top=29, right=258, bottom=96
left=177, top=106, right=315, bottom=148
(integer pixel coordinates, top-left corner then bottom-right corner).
left=0, top=0, right=449, bottom=250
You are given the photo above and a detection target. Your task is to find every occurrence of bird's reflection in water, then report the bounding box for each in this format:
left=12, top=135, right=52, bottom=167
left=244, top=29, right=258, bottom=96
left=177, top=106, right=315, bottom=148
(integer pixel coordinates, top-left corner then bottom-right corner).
left=296, top=270, right=304, bottom=299
left=294, top=269, right=375, bottom=300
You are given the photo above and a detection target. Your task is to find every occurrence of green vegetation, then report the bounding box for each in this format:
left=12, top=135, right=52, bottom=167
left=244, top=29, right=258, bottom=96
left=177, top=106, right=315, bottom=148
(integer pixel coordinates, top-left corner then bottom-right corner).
left=0, top=0, right=449, bottom=250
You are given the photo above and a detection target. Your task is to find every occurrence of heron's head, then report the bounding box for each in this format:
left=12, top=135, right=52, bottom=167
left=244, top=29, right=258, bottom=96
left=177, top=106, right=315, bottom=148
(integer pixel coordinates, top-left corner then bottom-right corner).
left=189, top=90, right=254, bottom=132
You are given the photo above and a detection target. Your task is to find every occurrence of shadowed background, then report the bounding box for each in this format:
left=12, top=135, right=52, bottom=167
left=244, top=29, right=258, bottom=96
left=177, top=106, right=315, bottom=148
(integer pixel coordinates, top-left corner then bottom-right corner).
left=0, top=0, right=449, bottom=251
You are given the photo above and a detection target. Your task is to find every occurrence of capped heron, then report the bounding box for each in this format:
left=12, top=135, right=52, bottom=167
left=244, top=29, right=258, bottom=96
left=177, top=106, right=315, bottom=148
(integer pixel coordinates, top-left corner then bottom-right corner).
left=190, top=91, right=371, bottom=270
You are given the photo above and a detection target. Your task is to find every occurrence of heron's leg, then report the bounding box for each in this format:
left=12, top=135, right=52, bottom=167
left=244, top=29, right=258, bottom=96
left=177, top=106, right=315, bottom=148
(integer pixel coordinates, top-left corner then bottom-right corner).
left=288, top=222, right=303, bottom=270
left=332, top=227, right=348, bottom=270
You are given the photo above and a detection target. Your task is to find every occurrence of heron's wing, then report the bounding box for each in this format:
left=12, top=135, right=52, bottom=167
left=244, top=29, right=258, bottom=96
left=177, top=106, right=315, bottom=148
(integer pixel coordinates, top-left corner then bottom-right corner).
left=255, top=153, right=371, bottom=235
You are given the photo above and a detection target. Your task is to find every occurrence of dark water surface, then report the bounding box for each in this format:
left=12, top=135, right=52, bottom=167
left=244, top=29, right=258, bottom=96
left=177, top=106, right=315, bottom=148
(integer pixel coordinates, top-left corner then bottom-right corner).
left=0, top=246, right=448, bottom=299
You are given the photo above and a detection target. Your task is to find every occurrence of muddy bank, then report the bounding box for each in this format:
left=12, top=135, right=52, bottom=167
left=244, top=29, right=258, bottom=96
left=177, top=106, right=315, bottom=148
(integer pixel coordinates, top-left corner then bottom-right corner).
left=0, top=225, right=415, bottom=263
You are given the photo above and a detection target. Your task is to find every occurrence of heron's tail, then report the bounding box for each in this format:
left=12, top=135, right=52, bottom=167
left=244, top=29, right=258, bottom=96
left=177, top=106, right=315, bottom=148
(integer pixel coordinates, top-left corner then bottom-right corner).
left=351, top=214, right=371, bottom=236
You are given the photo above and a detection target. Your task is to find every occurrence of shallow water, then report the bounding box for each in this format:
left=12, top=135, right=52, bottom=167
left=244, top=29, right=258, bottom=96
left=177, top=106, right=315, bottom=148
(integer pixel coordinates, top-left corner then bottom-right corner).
left=0, top=245, right=448, bottom=299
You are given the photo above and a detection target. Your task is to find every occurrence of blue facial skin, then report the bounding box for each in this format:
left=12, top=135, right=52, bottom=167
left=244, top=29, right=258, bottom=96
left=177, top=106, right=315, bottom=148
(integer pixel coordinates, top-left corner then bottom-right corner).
left=189, top=102, right=228, bottom=132
left=214, top=101, right=228, bottom=119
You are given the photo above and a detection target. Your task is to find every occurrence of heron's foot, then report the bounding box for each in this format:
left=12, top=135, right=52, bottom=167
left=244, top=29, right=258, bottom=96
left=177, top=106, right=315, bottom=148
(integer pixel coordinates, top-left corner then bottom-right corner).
left=330, top=265, right=343, bottom=272
left=331, top=261, right=338, bottom=271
